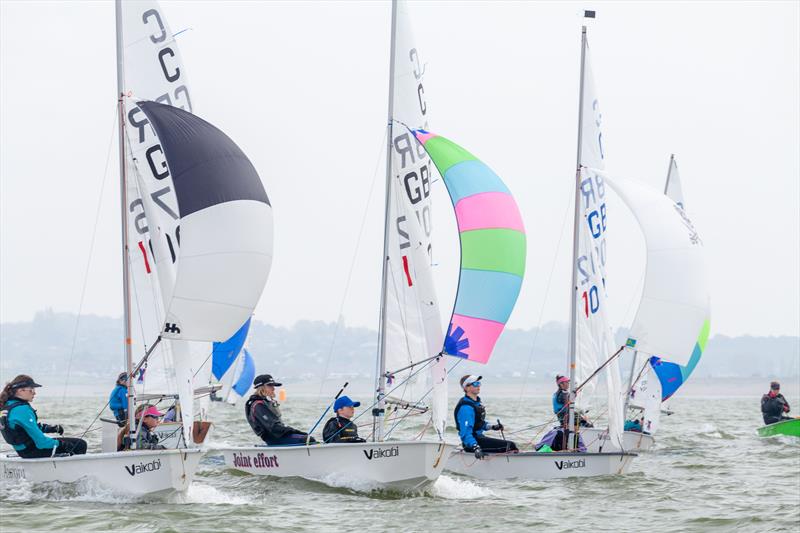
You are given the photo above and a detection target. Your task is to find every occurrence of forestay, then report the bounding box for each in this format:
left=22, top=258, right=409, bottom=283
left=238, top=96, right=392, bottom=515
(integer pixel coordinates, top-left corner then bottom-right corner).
left=414, top=131, right=526, bottom=365
left=383, top=0, right=447, bottom=438
left=604, top=172, right=710, bottom=402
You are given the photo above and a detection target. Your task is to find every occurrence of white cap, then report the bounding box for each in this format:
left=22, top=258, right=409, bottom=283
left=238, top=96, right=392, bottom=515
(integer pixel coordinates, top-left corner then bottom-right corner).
left=461, top=375, right=483, bottom=390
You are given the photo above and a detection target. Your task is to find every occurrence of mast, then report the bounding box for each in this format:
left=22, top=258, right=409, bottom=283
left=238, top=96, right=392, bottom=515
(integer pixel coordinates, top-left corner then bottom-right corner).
left=373, top=0, right=398, bottom=442
left=115, top=0, right=136, bottom=447
left=567, top=24, right=589, bottom=449
left=623, top=349, right=638, bottom=414
left=663, top=153, right=675, bottom=194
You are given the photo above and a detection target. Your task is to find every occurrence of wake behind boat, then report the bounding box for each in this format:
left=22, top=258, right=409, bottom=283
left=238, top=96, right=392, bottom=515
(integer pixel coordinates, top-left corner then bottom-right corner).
left=446, top=450, right=635, bottom=480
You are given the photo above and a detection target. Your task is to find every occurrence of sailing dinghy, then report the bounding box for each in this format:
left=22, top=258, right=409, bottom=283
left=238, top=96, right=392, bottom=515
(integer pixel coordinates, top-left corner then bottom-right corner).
left=0, top=0, right=273, bottom=496
left=757, top=419, right=800, bottom=438
left=218, top=0, right=463, bottom=492
left=448, top=21, right=638, bottom=479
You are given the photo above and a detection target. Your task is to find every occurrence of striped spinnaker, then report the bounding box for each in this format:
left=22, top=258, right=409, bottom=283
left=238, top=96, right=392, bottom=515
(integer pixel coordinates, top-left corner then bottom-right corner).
left=413, top=130, right=526, bottom=364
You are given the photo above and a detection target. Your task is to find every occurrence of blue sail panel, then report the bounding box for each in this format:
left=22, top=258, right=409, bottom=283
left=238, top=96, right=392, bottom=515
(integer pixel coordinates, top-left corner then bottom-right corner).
left=232, top=350, right=256, bottom=397
left=211, top=318, right=251, bottom=380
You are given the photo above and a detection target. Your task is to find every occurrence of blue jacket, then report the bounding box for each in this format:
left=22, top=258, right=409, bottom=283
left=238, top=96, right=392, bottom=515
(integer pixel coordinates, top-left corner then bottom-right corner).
left=3, top=399, right=58, bottom=452
left=109, top=384, right=128, bottom=412
left=455, top=396, right=490, bottom=449
left=552, top=390, right=568, bottom=417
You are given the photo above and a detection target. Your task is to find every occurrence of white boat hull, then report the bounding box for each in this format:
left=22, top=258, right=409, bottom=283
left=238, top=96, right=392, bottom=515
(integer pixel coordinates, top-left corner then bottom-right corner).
left=446, top=450, right=636, bottom=480
left=0, top=449, right=204, bottom=496
left=100, top=420, right=213, bottom=452
left=582, top=428, right=655, bottom=452
left=217, top=441, right=453, bottom=491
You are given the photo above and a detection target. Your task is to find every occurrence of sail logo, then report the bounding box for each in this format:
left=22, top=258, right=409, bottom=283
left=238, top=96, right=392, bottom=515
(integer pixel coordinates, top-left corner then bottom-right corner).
left=363, top=446, right=399, bottom=460
left=232, top=452, right=279, bottom=469
left=125, top=458, right=162, bottom=476
left=163, top=323, right=181, bottom=335
left=673, top=204, right=702, bottom=245
left=554, top=459, right=585, bottom=470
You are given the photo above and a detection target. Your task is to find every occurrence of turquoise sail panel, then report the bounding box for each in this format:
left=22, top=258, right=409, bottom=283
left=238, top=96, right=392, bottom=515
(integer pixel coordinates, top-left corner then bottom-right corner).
left=413, top=130, right=525, bottom=364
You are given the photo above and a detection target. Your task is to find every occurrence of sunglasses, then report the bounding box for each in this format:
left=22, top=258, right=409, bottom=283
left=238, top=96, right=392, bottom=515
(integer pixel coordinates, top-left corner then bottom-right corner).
left=469, top=381, right=481, bottom=387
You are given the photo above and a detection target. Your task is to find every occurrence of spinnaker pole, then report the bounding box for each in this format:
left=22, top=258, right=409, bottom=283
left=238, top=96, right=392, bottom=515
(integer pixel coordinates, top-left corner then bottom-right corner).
left=115, top=0, right=136, bottom=448
left=374, top=0, right=399, bottom=443
left=567, top=24, right=589, bottom=450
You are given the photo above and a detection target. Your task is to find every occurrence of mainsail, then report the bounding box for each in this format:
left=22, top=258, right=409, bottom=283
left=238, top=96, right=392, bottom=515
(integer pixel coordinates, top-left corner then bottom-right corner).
left=664, top=154, right=685, bottom=209
left=571, top=30, right=623, bottom=447
left=380, top=0, right=447, bottom=438
left=413, top=131, right=526, bottom=364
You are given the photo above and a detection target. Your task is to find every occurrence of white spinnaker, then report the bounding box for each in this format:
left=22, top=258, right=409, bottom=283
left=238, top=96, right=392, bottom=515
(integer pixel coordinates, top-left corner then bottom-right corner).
left=121, top=0, right=202, bottom=443
left=664, top=155, right=685, bottom=209
left=384, top=1, right=447, bottom=439
left=602, top=172, right=708, bottom=365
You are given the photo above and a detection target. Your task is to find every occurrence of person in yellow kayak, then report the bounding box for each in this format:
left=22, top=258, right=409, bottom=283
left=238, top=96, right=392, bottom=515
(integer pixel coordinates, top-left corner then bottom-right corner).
left=761, top=381, right=792, bottom=425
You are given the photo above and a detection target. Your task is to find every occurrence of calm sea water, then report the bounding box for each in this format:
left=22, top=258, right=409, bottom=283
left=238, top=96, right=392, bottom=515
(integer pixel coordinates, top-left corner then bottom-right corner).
left=1, top=389, right=798, bottom=532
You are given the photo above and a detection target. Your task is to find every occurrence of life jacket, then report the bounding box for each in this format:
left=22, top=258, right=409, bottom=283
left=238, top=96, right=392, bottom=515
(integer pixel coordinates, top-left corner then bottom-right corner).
left=0, top=399, right=36, bottom=450
left=453, top=395, right=486, bottom=438
left=323, top=415, right=361, bottom=443
left=245, top=395, right=267, bottom=437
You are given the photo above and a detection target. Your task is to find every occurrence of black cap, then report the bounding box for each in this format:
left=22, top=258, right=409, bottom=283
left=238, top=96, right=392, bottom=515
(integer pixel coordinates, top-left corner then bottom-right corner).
left=117, top=372, right=129, bottom=382
left=253, top=374, right=282, bottom=388
left=11, top=378, right=42, bottom=389
left=770, top=381, right=780, bottom=390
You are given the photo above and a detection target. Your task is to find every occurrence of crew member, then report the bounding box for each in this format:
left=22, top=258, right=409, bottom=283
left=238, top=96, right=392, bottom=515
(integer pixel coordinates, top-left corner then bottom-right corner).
left=0, top=375, right=87, bottom=458
left=761, top=381, right=792, bottom=425
left=553, top=375, right=593, bottom=427
left=118, top=404, right=167, bottom=451
left=108, top=372, right=128, bottom=422
left=246, top=374, right=315, bottom=446
left=322, top=395, right=366, bottom=443
left=454, top=375, right=517, bottom=459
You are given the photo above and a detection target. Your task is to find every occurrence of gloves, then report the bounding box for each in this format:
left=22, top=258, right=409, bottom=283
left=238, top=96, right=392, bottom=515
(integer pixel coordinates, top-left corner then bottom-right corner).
left=491, top=423, right=504, bottom=431
left=473, top=445, right=485, bottom=460
left=55, top=424, right=64, bottom=435
left=42, top=424, right=64, bottom=435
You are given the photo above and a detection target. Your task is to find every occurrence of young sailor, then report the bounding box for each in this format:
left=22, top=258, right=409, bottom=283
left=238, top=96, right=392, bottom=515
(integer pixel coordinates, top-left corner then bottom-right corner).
left=108, top=372, right=128, bottom=422
left=761, top=381, right=792, bottom=425
left=245, top=374, right=315, bottom=446
left=552, top=375, right=570, bottom=423
left=0, top=374, right=87, bottom=458
left=454, top=375, right=518, bottom=458
left=118, top=404, right=167, bottom=451
left=322, top=395, right=366, bottom=443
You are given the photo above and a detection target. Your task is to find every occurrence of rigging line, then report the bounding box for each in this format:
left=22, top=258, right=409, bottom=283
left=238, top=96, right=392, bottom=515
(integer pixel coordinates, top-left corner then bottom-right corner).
left=61, top=109, right=119, bottom=405
left=314, top=128, right=387, bottom=409
left=383, top=356, right=463, bottom=440
left=513, top=186, right=574, bottom=417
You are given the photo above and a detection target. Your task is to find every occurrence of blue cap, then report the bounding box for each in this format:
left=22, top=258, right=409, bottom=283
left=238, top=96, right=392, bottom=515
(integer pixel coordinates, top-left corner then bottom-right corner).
left=334, top=395, right=361, bottom=412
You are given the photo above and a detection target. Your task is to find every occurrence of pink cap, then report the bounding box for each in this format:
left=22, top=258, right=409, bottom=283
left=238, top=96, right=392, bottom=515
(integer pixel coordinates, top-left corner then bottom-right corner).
left=140, top=406, right=164, bottom=418
left=557, top=376, right=570, bottom=384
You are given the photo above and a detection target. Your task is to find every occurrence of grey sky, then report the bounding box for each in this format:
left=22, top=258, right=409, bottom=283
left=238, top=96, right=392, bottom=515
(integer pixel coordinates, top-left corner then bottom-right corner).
left=1, top=1, right=798, bottom=338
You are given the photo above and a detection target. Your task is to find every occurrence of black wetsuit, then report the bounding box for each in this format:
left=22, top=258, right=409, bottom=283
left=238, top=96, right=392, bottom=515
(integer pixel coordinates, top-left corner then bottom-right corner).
left=322, top=415, right=365, bottom=443
left=245, top=395, right=315, bottom=445
left=761, top=393, right=792, bottom=425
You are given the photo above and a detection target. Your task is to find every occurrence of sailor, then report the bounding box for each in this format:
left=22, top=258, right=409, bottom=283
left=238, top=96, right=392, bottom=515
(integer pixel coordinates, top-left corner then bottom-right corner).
left=454, top=375, right=518, bottom=459
left=108, top=372, right=129, bottom=422
left=553, top=375, right=593, bottom=427
left=624, top=418, right=644, bottom=433
left=119, top=404, right=167, bottom=451
left=0, top=374, right=88, bottom=458
left=245, top=374, right=316, bottom=446
left=322, top=395, right=366, bottom=443
left=761, top=381, right=792, bottom=425
left=552, top=375, right=570, bottom=423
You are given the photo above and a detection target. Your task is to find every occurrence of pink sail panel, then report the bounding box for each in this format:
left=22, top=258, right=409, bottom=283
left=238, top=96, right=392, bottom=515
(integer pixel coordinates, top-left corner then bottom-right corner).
left=447, top=314, right=505, bottom=365
left=454, top=192, right=525, bottom=233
